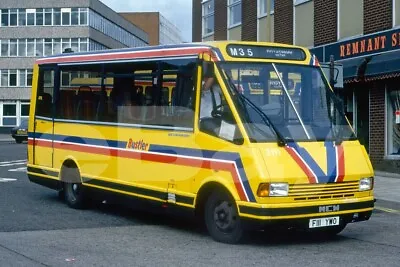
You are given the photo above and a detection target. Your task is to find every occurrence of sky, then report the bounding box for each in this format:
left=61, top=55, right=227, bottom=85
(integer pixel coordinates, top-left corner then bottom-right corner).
left=101, top=0, right=192, bottom=43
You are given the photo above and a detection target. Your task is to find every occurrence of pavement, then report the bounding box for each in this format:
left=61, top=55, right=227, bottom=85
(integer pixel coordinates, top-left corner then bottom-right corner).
left=0, top=133, right=13, bottom=143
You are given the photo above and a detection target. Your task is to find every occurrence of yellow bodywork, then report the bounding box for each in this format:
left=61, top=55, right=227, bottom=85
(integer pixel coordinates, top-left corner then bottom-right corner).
left=27, top=41, right=374, bottom=222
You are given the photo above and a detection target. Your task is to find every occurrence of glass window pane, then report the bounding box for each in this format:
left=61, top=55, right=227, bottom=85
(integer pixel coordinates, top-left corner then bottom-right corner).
left=229, top=3, right=242, bottom=26
left=3, top=104, right=17, bottom=116
left=10, top=9, right=17, bottom=26
left=18, top=9, right=26, bottom=26
left=203, top=0, right=214, bottom=16
left=9, top=70, right=17, bottom=86
left=71, top=38, right=78, bottom=53
left=18, top=39, right=26, bottom=57
left=10, top=39, right=17, bottom=56
left=62, top=8, right=70, bottom=25
left=27, top=39, right=35, bottom=56
left=203, top=15, right=214, bottom=35
left=79, top=8, right=87, bottom=25
left=71, top=8, right=79, bottom=25
left=1, top=9, right=9, bottom=26
left=44, top=8, right=52, bottom=25
left=27, top=70, right=33, bottom=86
left=1, top=70, right=8, bottom=86
left=19, top=69, right=26, bottom=87
left=1, top=41, right=8, bottom=56
left=3, top=117, right=17, bottom=126
left=44, top=38, right=52, bottom=56
left=36, top=39, right=43, bottom=57
left=53, top=38, right=61, bottom=54
left=53, top=8, right=61, bottom=25
left=27, top=9, right=35, bottom=25
left=21, top=104, right=30, bottom=116
left=36, top=8, right=44, bottom=26
left=79, top=38, right=88, bottom=52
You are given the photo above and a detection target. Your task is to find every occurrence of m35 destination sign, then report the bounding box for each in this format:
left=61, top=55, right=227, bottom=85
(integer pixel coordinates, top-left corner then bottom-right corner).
left=226, top=44, right=306, bottom=60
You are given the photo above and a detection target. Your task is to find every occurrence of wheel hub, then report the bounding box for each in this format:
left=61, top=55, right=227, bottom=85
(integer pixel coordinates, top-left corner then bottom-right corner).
left=214, top=201, right=236, bottom=231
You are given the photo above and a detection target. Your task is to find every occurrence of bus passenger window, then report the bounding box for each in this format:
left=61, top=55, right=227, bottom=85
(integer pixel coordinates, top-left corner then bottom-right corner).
left=36, top=69, right=54, bottom=118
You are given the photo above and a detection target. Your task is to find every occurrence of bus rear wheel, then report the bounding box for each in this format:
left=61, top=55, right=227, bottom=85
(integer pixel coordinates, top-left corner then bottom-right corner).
left=63, top=167, right=86, bottom=209
left=204, top=190, right=243, bottom=244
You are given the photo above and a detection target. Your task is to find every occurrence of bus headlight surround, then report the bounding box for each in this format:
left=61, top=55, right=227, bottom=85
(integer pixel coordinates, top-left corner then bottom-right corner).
left=359, top=177, right=374, bottom=191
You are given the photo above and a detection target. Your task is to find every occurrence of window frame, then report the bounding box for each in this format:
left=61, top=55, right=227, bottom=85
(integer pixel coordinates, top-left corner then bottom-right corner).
left=202, top=0, right=215, bottom=37
left=2, top=102, right=18, bottom=126
left=227, top=0, right=242, bottom=29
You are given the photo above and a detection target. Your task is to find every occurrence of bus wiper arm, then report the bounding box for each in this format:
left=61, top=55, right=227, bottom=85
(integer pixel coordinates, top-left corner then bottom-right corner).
left=223, top=72, right=286, bottom=146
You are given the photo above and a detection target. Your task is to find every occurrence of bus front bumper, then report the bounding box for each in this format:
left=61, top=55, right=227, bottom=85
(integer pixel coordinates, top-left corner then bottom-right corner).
left=237, top=197, right=374, bottom=225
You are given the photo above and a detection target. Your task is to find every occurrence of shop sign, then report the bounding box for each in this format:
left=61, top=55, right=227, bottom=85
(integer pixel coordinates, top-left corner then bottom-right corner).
left=311, top=28, right=400, bottom=62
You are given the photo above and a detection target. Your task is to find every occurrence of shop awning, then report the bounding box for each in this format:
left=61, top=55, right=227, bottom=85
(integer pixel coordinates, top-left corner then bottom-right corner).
left=365, top=50, right=400, bottom=78
left=341, top=57, right=366, bottom=81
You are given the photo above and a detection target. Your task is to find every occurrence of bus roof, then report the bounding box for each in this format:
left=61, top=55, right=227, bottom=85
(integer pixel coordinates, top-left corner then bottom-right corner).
left=35, top=41, right=314, bottom=66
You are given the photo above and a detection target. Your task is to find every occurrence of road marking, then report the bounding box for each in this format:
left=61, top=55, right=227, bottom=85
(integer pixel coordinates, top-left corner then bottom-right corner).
left=0, top=178, right=17, bottom=182
left=0, top=159, right=26, bottom=165
left=0, top=162, right=27, bottom=167
left=8, top=167, right=27, bottom=172
left=375, top=206, right=400, bottom=214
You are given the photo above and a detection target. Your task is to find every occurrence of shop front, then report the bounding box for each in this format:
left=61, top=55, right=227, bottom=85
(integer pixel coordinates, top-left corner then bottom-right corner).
left=312, top=28, right=400, bottom=173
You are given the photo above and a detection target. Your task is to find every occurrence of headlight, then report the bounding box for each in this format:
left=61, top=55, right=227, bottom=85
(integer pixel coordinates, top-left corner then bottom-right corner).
left=270, top=183, right=289, bottom=197
left=359, top=177, right=374, bottom=191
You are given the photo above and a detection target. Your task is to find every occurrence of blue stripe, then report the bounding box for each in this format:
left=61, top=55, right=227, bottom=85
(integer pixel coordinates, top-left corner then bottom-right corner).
left=287, top=141, right=338, bottom=184
left=29, top=132, right=256, bottom=202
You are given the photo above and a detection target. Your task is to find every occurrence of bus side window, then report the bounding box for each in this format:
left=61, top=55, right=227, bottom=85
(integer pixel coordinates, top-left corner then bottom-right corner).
left=36, top=69, right=54, bottom=118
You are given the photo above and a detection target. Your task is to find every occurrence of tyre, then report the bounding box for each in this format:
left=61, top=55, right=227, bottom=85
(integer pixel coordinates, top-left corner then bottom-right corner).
left=63, top=167, right=86, bottom=209
left=204, top=190, right=243, bottom=244
left=15, top=138, right=22, bottom=144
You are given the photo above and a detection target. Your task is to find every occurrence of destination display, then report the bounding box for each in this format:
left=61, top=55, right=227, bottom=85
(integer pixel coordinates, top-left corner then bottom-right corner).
left=226, top=44, right=306, bottom=61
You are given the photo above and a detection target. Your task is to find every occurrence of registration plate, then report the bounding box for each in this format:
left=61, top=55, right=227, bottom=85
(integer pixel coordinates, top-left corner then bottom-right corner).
left=309, top=216, right=340, bottom=228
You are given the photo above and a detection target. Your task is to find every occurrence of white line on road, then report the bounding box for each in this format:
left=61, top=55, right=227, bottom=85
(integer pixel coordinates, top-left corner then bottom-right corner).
left=8, top=167, right=27, bottom=172
left=0, top=162, right=27, bottom=167
left=0, top=178, right=17, bottom=182
left=0, top=159, right=26, bottom=165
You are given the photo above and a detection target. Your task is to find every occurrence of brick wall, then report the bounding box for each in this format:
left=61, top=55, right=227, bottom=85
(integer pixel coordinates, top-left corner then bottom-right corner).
left=274, top=0, right=293, bottom=44
left=364, top=0, right=392, bottom=35
left=314, top=0, right=337, bottom=46
left=241, top=0, right=257, bottom=41
left=369, top=81, right=385, bottom=166
left=215, top=0, right=228, bottom=40
left=192, top=0, right=202, bottom=42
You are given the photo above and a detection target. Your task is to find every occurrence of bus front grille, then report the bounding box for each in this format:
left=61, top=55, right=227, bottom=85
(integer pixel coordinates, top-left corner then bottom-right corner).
left=289, top=181, right=359, bottom=201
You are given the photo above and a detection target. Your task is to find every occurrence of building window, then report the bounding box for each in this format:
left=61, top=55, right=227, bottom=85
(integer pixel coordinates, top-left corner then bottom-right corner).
left=53, top=8, right=61, bottom=25
left=26, top=9, right=35, bottom=26
left=10, top=9, right=18, bottom=26
left=9, top=70, right=17, bottom=86
left=27, top=39, right=35, bottom=56
left=258, top=0, right=274, bottom=17
left=9, top=39, right=17, bottom=56
left=1, top=9, right=9, bottom=26
left=71, top=8, right=79, bottom=25
left=338, top=0, right=363, bottom=40
left=79, top=8, right=88, bottom=25
left=19, top=69, right=26, bottom=87
left=294, top=0, right=314, bottom=47
left=36, top=39, right=44, bottom=57
left=61, top=8, right=71, bottom=25
left=21, top=102, right=30, bottom=117
left=36, top=8, right=44, bottom=26
left=1, top=40, right=8, bottom=56
left=18, top=9, right=26, bottom=26
left=44, top=39, right=52, bottom=56
left=18, top=39, right=26, bottom=57
left=3, top=103, right=17, bottom=126
left=228, top=0, right=242, bottom=28
left=27, top=69, right=33, bottom=86
left=387, top=89, right=400, bottom=156
left=202, top=0, right=215, bottom=36
left=44, top=8, right=52, bottom=25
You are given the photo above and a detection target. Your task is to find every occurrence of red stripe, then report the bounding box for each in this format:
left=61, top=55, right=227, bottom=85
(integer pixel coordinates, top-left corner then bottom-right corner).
left=37, top=47, right=215, bottom=65
left=336, top=145, right=345, bottom=182
left=285, top=147, right=317, bottom=184
left=32, top=140, right=248, bottom=201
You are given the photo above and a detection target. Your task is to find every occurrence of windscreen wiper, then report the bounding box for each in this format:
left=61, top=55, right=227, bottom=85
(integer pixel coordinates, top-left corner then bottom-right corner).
left=223, top=71, right=286, bottom=147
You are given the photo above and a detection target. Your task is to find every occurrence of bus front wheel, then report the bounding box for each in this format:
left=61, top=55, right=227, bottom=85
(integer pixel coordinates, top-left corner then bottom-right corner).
left=204, top=190, right=243, bottom=244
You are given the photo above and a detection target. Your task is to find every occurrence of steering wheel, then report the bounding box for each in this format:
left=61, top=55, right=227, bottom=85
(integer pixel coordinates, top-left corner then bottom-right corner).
left=211, top=104, right=224, bottom=118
